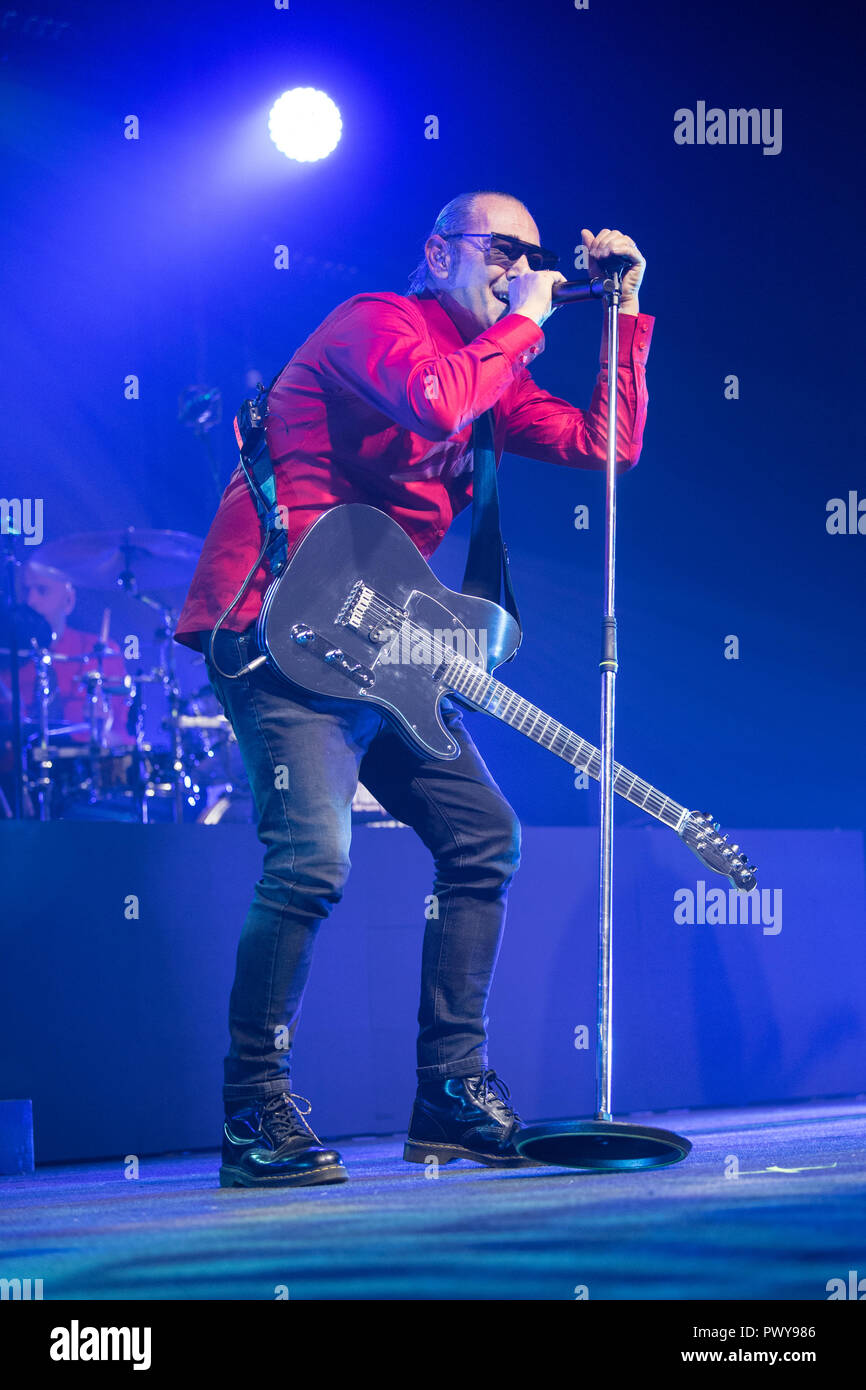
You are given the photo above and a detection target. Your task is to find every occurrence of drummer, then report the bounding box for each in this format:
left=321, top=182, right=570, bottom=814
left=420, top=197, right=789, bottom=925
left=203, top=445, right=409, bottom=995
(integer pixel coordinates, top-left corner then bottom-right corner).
left=2, top=560, right=129, bottom=746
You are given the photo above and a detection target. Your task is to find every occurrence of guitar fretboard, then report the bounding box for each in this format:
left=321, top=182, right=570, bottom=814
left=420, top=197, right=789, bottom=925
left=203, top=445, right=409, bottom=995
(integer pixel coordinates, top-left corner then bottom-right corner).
left=442, top=655, right=688, bottom=831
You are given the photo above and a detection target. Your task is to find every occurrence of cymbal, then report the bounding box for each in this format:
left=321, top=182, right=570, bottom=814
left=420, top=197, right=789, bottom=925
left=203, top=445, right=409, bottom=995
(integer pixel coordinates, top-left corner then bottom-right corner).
left=37, top=527, right=203, bottom=590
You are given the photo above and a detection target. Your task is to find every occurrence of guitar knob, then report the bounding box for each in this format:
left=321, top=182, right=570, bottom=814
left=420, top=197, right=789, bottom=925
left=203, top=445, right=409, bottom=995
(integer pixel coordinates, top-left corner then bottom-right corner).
left=291, top=625, right=315, bottom=645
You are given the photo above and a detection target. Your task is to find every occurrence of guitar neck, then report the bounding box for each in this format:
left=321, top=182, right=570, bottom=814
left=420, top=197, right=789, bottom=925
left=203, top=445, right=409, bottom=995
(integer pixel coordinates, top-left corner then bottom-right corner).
left=442, top=655, right=689, bottom=832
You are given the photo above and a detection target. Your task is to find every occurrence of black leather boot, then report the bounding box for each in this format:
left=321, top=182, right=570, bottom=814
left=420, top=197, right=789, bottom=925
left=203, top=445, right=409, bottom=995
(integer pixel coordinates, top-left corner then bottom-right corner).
left=220, top=1092, right=348, bottom=1187
left=403, top=1070, right=538, bottom=1168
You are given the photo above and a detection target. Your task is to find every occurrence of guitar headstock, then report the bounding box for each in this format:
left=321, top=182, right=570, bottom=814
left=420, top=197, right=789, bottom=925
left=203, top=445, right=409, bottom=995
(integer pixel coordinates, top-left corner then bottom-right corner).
left=679, top=811, right=757, bottom=892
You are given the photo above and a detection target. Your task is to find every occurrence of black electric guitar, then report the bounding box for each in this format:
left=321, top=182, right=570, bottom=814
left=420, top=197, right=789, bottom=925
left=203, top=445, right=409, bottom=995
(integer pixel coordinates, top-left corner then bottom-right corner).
left=256, top=504, right=757, bottom=891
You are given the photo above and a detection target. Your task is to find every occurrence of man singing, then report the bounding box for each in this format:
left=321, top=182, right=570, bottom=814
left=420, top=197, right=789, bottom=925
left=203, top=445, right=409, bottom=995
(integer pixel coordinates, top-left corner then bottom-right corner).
left=175, top=191, right=652, bottom=1187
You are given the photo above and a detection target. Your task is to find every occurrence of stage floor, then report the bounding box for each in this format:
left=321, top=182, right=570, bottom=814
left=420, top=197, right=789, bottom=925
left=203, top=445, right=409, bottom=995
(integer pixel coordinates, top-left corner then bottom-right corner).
left=2, top=1098, right=864, bottom=1301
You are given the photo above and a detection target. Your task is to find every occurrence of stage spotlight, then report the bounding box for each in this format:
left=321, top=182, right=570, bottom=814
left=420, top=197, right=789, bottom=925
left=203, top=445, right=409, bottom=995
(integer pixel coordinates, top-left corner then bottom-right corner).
left=268, top=88, right=342, bottom=163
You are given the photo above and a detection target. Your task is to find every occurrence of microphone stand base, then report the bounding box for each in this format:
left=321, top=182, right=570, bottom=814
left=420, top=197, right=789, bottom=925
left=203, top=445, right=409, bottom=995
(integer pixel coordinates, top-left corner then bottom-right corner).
left=514, top=1119, right=692, bottom=1170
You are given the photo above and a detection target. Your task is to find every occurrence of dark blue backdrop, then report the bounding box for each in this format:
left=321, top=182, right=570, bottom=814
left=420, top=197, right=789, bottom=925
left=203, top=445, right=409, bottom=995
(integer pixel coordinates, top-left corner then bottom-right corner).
left=2, top=0, right=863, bottom=831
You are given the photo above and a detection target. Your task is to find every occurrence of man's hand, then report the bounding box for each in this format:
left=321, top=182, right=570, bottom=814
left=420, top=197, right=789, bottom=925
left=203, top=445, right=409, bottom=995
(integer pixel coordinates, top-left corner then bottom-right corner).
left=581, top=228, right=645, bottom=315
left=507, top=269, right=567, bottom=328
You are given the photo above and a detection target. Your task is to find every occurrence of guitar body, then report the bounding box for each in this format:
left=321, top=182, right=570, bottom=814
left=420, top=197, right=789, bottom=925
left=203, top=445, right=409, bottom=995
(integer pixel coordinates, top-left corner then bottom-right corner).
left=257, top=504, right=521, bottom=760
left=255, top=503, right=757, bottom=889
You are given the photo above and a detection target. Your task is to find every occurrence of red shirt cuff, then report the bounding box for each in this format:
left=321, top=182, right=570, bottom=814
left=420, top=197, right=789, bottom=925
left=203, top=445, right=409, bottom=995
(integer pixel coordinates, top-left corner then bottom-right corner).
left=602, top=310, right=654, bottom=366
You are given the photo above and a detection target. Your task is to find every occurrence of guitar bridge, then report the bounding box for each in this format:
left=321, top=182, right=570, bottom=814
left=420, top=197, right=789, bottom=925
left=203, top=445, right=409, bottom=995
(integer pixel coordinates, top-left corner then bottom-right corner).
left=337, top=581, right=375, bottom=630
left=336, top=581, right=407, bottom=636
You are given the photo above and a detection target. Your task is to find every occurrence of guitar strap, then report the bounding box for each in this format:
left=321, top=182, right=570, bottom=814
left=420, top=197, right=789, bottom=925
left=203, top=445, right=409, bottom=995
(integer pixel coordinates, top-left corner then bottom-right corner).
left=461, top=408, right=522, bottom=633
left=232, top=364, right=292, bottom=577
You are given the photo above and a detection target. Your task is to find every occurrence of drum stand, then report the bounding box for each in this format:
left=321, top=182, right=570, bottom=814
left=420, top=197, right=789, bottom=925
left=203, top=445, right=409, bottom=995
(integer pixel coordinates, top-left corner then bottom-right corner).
left=82, top=638, right=111, bottom=755
left=118, top=542, right=189, bottom=823
left=516, top=265, right=691, bottom=1171
left=1, top=530, right=24, bottom=818
left=30, top=646, right=57, bottom=821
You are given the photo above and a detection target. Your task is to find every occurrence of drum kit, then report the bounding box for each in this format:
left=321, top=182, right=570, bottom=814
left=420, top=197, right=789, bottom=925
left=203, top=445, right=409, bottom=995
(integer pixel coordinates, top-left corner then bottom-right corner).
left=0, top=526, right=251, bottom=824
left=1, top=523, right=393, bottom=826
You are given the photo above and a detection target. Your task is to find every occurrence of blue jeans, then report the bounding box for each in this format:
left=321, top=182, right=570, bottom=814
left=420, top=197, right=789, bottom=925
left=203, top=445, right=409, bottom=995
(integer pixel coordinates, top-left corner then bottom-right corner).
left=203, top=627, right=521, bottom=1104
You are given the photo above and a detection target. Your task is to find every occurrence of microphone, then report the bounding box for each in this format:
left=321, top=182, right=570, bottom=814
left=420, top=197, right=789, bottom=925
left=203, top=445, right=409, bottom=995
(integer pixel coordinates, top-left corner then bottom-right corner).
left=552, top=280, right=605, bottom=304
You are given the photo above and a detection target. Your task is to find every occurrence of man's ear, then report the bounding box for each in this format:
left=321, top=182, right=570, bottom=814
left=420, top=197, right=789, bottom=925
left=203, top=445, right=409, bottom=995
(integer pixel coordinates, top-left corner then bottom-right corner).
left=63, top=585, right=76, bottom=617
left=426, top=234, right=450, bottom=282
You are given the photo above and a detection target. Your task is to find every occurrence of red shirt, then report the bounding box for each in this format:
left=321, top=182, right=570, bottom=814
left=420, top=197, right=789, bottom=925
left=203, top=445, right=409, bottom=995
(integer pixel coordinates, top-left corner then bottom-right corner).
left=175, top=289, right=654, bottom=650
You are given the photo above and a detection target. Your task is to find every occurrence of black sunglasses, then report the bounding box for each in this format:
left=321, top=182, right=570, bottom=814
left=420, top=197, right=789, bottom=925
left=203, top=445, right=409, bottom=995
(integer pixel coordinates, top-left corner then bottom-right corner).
left=440, top=231, right=559, bottom=272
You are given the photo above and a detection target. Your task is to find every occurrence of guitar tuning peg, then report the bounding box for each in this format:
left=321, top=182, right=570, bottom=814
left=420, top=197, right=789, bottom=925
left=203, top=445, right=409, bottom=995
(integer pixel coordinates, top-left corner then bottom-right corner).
left=731, top=844, right=739, bottom=853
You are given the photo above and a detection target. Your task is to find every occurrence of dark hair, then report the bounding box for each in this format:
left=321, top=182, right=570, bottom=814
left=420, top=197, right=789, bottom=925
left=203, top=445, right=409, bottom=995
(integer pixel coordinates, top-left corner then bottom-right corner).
left=407, top=190, right=529, bottom=295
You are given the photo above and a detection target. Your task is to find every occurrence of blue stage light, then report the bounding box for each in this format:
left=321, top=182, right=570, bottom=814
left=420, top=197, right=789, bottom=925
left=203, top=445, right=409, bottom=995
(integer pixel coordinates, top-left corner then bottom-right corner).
left=268, top=88, right=342, bottom=162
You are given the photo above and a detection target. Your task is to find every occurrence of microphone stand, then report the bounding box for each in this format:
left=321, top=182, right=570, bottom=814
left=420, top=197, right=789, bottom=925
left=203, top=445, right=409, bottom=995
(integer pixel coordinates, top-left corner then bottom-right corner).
left=596, top=267, right=622, bottom=1126
left=515, top=261, right=692, bottom=1171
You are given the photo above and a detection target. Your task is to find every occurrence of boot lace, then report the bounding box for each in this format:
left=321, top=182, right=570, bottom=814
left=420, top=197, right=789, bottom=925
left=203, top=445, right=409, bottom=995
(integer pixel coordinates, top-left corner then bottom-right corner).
left=261, top=1092, right=319, bottom=1146
left=469, top=1070, right=522, bottom=1127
